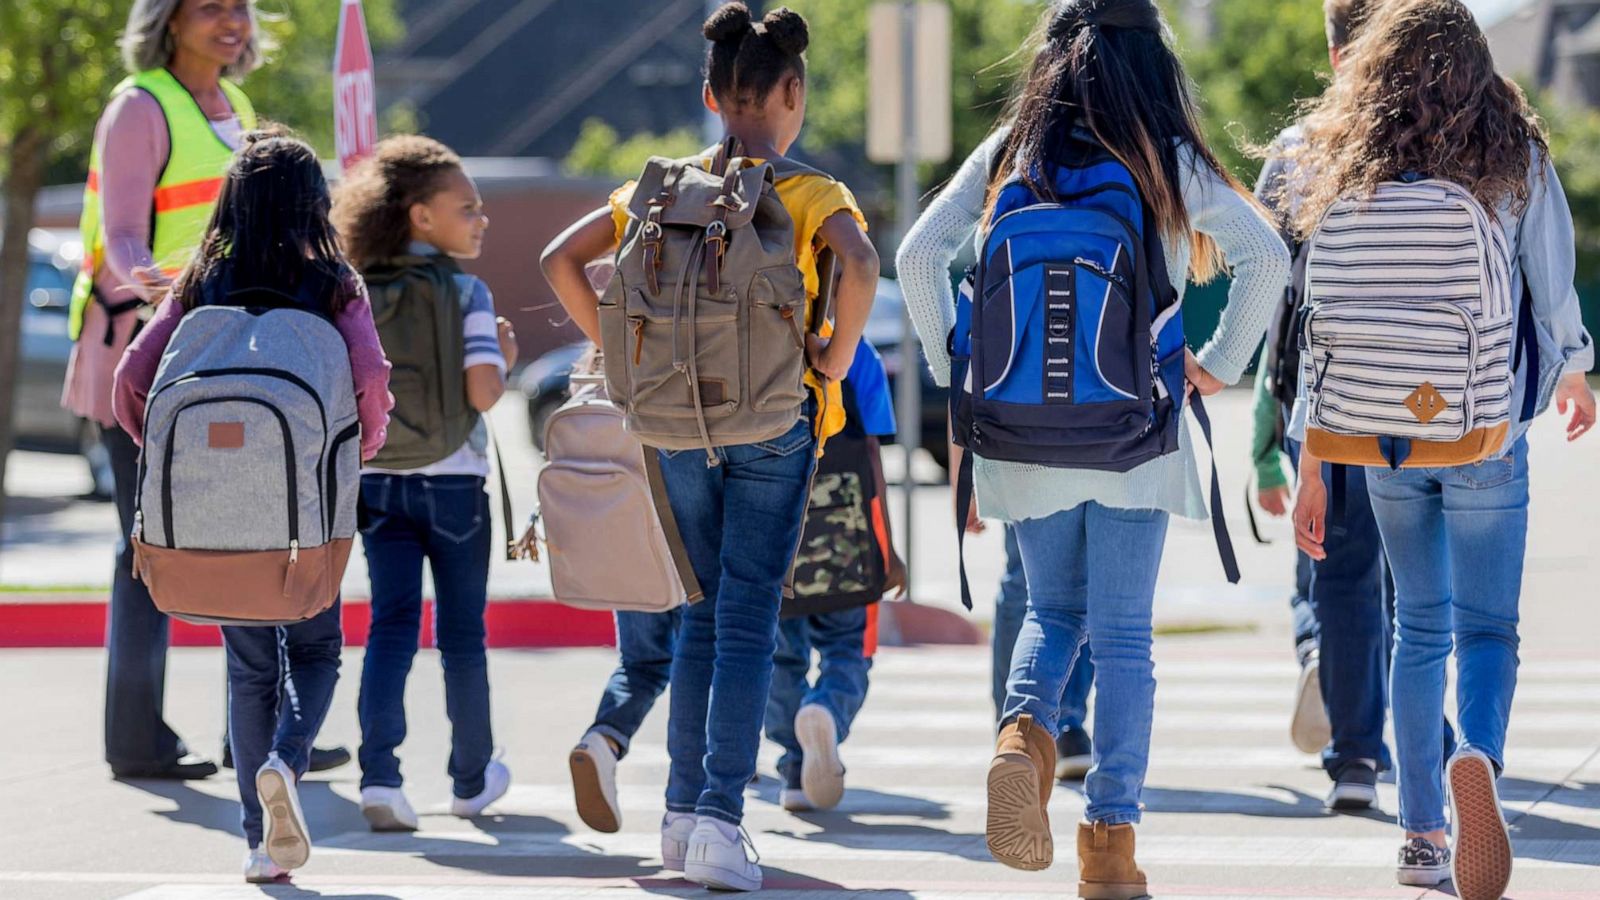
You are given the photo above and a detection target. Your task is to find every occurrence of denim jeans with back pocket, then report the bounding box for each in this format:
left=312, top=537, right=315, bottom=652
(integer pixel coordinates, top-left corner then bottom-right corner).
left=658, top=416, right=817, bottom=825
left=356, top=473, right=494, bottom=799
left=1367, top=438, right=1529, bottom=833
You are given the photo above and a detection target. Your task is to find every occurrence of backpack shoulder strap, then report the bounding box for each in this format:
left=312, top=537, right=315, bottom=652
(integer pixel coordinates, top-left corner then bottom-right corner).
left=768, top=156, right=830, bottom=183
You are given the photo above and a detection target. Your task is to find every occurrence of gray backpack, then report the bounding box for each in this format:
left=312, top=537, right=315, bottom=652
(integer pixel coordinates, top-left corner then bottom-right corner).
left=132, top=280, right=361, bottom=626
left=600, top=138, right=823, bottom=462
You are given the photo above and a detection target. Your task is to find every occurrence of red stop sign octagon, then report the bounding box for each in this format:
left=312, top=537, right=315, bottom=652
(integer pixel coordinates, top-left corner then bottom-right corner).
left=333, top=0, right=377, bottom=171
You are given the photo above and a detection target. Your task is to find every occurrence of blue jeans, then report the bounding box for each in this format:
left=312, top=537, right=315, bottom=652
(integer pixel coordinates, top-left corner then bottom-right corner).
left=994, top=525, right=1094, bottom=729
left=659, top=417, right=817, bottom=825
left=356, top=474, right=494, bottom=799
left=589, top=608, right=683, bottom=758
left=1285, top=437, right=1396, bottom=777
left=1004, top=502, right=1168, bottom=825
left=765, top=606, right=873, bottom=785
left=223, top=600, right=343, bottom=847
left=1368, top=439, right=1528, bottom=833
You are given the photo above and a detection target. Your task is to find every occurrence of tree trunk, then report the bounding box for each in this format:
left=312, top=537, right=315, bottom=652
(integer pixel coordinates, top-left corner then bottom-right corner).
left=0, top=126, right=51, bottom=528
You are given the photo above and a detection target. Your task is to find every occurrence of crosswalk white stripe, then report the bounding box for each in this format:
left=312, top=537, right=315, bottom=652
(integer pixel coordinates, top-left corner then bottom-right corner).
left=311, top=829, right=1600, bottom=872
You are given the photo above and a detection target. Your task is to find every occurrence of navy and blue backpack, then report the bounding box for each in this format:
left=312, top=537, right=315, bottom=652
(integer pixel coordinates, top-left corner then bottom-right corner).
left=950, top=138, right=1239, bottom=606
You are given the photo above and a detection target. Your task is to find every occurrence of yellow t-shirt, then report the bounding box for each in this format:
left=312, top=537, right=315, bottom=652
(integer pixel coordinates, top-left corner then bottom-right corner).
left=608, top=162, right=866, bottom=441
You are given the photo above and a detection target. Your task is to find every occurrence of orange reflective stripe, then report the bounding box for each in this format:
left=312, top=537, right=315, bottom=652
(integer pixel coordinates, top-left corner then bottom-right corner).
left=863, top=603, right=879, bottom=658
left=153, top=177, right=224, bottom=212
left=86, top=170, right=101, bottom=193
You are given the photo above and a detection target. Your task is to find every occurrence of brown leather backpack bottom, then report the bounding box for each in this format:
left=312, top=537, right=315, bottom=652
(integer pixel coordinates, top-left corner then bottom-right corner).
left=134, top=537, right=351, bottom=626
left=1306, top=423, right=1507, bottom=469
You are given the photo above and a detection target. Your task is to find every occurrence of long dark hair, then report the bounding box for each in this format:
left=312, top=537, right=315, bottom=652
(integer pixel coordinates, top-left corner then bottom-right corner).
left=1287, top=0, right=1547, bottom=238
left=175, top=130, right=350, bottom=311
left=986, top=0, right=1247, bottom=281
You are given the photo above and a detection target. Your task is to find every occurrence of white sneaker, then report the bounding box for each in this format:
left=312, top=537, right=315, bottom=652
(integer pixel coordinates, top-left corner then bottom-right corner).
left=683, top=818, right=762, bottom=892
left=795, top=704, right=845, bottom=810
left=660, top=812, right=696, bottom=871
left=780, top=785, right=813, bottom=812
left=1290, top=651, right=1332, bottom=754
left=360, top=785, right=419, bottom=832
left=256, top=752, right=311, bottom=870
left=451, top=753, right=511, bottom=818
left=570, top=731, right=621, bottom=833
left=243, top=847, right=287, bottom=883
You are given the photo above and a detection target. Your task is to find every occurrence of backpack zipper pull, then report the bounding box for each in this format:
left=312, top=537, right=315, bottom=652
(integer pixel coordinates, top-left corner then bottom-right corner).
left=780, top=306, right=805, bottom=350
left=289, top=540, right=300, bottom=565
left=632, top=319, right=646, bottom=365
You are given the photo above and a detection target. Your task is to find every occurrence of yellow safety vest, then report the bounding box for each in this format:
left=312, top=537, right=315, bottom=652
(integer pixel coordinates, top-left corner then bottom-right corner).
left=68, top=69, right=257, bottom=341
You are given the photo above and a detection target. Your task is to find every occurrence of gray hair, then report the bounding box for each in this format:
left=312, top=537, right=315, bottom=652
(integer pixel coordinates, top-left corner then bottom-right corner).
left=120, top=0, right=271, bottom=78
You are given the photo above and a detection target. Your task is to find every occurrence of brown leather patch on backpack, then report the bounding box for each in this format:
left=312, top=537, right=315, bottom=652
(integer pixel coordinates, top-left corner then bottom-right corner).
left=1405, top=382, right=1447, bottom=424
left=209, top=422, right=245, bottom=449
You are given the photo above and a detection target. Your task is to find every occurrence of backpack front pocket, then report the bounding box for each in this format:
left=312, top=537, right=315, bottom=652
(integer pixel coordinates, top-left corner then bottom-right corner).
left=1306, top=301, right=1478, bottom=441
left=159, top=397, right=300, bottom=551
left=746, top=265, right=809, bottom=414
left=624, top=288, right=741, bottom=420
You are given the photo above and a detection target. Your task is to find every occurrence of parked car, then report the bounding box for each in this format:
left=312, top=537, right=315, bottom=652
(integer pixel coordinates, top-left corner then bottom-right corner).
left=10, top=229, right=114, bottom=499
left=517, top=277, right=950, bottom=469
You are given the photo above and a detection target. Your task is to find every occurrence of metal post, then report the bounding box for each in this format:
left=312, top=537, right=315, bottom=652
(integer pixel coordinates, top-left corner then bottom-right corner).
left=894, top=1, right=921, bottom=600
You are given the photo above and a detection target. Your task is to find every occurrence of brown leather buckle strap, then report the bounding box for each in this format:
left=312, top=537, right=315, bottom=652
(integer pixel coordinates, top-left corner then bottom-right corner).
left=641, top=207, right=665, bottom=295
left=702, top=164, right=743, bottom=296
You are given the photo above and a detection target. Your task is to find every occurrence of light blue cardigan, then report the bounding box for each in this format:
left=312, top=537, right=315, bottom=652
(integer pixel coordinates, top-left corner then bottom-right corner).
left=896, top=131, right=1292, bottom=521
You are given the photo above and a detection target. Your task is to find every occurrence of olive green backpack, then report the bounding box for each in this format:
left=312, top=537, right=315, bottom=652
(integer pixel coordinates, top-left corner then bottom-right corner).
left=363, top=254, right=478, bottom=470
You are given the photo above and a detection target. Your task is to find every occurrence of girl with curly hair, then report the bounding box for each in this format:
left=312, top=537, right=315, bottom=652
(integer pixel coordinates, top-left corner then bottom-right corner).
left=1288, top=1, right=1595, bottom=896
left=332, top=135, right=519, bottom=835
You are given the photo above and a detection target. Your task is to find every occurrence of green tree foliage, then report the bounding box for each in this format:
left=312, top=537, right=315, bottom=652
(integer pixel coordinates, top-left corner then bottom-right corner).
left=562, top=118, right=706, bottom=180
left=246, top=0, right=406, bottom=154
left=1541, top=99, right=1600, bottom=283
left=0, top=0, right=127, bottom=522
left=1172, top=0, right=1331, bottom=181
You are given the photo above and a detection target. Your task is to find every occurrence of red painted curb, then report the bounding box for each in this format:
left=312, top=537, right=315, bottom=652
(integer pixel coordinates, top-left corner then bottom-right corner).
left=0, top=598, right=617, bottom=649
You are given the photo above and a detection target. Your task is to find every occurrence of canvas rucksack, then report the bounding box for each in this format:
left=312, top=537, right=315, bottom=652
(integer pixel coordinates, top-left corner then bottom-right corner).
left=528, top=356, right=701, bottom=613
left=1301, top=177, right=1538, bottom=469
left=131, top=273, right=360, bottom=626
left=363, top=254, right=478, bottom=470
left=949, top=137, right=1238, bottom=607
left=600, top=137, right=825, bottom=463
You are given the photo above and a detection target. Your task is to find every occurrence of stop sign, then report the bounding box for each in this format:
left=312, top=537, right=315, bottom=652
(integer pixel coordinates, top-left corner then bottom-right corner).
left=333, top=0, right=377, bottom=171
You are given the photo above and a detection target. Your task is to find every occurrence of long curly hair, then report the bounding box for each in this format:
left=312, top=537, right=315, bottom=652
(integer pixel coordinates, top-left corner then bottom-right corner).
left=1286, top=0, right=1547, bottom=238
left=331, top=135, right=464, bottom=270
left=985, top=0, right=1248, bottom=282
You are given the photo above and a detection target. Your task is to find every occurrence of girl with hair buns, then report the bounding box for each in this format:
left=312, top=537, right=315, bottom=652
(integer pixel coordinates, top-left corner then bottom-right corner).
left=542, top=3, right=878, bottom=891
left=896, top=0, right=1290, bottom=895
left=1289, top=0, right=1594, bottom=895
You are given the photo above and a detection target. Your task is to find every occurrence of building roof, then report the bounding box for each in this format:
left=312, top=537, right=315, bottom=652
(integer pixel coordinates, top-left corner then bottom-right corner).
left=378, top=0, right=710, bottom=160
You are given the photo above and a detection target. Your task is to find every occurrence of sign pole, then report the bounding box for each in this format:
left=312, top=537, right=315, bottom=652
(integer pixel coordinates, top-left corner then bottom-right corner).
left=895, top=1, right=921, bottom=601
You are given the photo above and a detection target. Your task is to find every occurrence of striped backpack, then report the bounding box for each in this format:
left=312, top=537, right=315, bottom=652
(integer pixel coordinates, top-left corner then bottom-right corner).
left=1301, top=178, right=1537, bottom=468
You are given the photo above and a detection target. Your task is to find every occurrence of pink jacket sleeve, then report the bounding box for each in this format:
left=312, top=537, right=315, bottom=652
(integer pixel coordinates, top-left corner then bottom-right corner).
left=98, top=91, right=171, bottom=299
left=334, top=274, right=394, bottom=460
left=112, top=298, right=186, bottom=444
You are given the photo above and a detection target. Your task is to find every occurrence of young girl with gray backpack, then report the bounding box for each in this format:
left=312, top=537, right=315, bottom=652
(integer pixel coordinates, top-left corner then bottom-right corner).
left=113, top=132, right=393, bottom=883
left=542, top=4, right=878, bottom=890
left=897, top=0, right=1290, bottom=895
left=1288, top=1, right=1595, bottom=896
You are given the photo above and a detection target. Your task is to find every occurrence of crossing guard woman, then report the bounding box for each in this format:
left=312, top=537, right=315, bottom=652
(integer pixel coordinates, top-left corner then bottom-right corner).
left=62, top=0, right=262, bottom=781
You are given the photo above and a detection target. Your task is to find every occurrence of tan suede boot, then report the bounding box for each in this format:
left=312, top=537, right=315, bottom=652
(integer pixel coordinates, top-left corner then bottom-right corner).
left=986, top=713, right=1057, bottom=870
left=1077, top=820, right=1149, bottom=899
